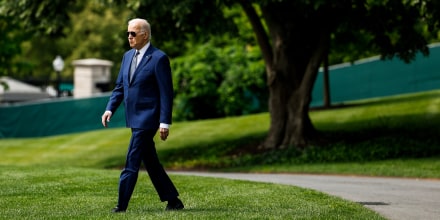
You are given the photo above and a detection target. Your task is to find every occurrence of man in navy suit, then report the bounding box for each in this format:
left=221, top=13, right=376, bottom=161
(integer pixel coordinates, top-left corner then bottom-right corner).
left=101, top=18, right=183, bottom=212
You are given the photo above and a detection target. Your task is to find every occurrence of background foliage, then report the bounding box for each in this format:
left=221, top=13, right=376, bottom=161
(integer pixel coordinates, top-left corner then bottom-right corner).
left=172, top=37, right=267, bottom=121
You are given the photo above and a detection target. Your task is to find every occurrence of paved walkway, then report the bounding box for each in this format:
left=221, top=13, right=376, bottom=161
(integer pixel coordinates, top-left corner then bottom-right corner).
left=170, top=172, right=440, bottom=220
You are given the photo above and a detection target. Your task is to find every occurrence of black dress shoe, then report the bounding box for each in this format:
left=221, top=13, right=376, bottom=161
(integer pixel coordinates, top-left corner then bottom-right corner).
left=111, top=206, right=126, bottom=213
left=166, top=198, right=184, bottom=211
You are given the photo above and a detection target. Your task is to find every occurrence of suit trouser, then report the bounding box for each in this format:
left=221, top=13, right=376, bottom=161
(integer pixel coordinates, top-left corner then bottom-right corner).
left=117, top=128, right=179, bottom=209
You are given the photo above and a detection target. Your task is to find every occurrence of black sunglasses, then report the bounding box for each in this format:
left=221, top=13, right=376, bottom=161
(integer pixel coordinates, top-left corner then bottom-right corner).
left=127, top=31, right=144, bottom=37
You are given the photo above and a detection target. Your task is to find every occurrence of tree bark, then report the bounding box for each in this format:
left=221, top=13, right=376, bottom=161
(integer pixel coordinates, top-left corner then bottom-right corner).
left=246, top=2, right=330, bottom=149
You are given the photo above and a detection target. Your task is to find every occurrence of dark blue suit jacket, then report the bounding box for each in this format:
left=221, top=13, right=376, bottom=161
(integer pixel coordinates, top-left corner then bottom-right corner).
left=106, top=45, right=173, bottom=129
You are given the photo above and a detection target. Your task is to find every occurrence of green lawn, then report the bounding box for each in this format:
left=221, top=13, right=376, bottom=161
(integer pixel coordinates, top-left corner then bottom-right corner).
left=0, top=165, right=384, bottom=219
left=1, top=90, right=440, bottom=219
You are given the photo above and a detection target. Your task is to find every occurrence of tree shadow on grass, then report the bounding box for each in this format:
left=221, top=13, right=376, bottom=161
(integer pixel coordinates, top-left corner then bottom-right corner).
left=158, top=116, right=440, bottom=170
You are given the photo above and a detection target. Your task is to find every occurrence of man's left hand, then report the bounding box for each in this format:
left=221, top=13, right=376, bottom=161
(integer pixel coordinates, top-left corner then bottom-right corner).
left=159, top=127, right=169, bottom=141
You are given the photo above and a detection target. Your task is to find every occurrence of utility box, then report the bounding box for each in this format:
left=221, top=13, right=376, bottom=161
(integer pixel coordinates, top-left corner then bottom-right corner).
left=72, top=58, right=113, bottom=98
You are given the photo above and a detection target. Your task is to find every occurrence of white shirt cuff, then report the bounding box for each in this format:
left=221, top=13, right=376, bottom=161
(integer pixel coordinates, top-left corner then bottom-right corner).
left=160, top=123, right=170, bottom=129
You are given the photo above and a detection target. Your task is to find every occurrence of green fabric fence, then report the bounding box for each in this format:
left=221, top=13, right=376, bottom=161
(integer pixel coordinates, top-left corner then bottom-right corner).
left=0, top=94, right=126, bottom=138
left=311, top=43, right=440, bottom=106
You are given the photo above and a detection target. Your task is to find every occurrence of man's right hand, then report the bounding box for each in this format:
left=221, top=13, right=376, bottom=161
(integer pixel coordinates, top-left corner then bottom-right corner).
left=101, top=111, right=112, bottom=127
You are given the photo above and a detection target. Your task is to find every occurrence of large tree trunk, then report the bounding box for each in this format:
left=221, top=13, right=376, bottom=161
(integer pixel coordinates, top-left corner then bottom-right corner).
left=253, top=2, right=329, bottom=149
left=263, top=44, right=326, bottom=148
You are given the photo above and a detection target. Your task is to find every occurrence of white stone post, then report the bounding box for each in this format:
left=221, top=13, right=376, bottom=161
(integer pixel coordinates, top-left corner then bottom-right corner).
left=72, top=58, right=113, bottom=98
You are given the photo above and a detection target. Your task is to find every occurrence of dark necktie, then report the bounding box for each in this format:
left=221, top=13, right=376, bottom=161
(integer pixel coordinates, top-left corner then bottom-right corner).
left=130, top=51, right=140, bottom=82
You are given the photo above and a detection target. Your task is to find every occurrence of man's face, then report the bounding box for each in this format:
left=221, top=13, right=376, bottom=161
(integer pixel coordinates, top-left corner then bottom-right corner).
left=127, top=22, right=148, bottom=50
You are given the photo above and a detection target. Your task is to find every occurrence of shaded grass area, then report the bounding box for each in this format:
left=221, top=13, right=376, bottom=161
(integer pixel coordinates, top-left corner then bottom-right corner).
left=0, top=165, right=385, bottom=219
left=225, top=157, right=440, bottom=178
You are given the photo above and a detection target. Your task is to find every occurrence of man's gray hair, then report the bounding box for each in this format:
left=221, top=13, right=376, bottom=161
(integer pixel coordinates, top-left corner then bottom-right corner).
left=128, top=18, right=151, bottom=40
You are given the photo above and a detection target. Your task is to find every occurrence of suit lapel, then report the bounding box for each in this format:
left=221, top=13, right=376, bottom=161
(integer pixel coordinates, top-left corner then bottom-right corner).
left=130, top=46, right=155, bottom=84
left=138, top=46, right=154, bottom=68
